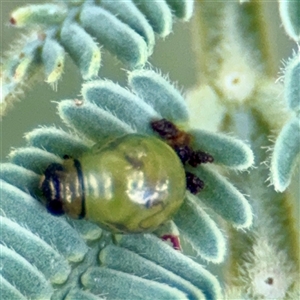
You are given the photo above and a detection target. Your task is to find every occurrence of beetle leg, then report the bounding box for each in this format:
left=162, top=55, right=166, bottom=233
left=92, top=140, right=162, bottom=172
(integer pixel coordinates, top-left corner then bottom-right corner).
left=41, top=163, right=65, bottom=216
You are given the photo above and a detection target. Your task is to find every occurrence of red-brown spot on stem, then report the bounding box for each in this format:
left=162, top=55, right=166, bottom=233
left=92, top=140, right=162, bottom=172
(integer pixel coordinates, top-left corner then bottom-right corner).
left=265, top=277, right=274, bottom=285
left=10, top=17, right=16, bottom=25
left=161, top=234, right=181, bottom=250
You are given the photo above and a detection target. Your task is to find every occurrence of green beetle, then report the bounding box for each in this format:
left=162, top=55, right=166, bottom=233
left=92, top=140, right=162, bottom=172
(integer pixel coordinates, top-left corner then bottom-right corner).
left=41, top=134, right=186, bottom=233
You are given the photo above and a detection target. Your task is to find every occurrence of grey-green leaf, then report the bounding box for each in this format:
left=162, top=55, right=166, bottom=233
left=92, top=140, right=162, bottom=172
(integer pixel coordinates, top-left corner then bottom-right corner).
left=279, top=0, right=300, bottom=42
left=60, top=21, right=101, bottom=80
left=190, top=129, right=254, bottom=170
left=0, top=163, right=40, bottom=194
left=68, top=219, right=102, bottom=241
left=132, top=0, right=173, bottom=37
left=65, top=288, right=106, bottom=300
left=0, top=180, right=88, bottom=262
left=42, top=37, right=65, bottom=83
left=271, top=117, right=300, bottom=192
left=116, top=234, right=222, bottom=300
left=174, top=194, right=226, bottom=263
left=0, top=275, right=26, bottom=300
left=79, top=5, right=148, bottom=68
left=165, top=0, right=194, bottom=21
left=9, top=147, right=62, bottom=174
left=188, top=165, right=253, bottom=228
left=100, top=244, right=205, bottom=300
left=25, top=127, right=90, bottom=158
left=128, top=69, right=189, bottom=123
left=0, top=245, right=53, bottom=300
left=82, top=80, right=160, bottom=134
left=100, top=0, right=155, bottom=54
left=0, top=216, right=71, bottom=284
left=11, top=39, right=42, bottom=84
left=81, top=267, right=188, bottom=300
left=284, top=53, right=300, bottom=112
left=10, top=4, right=67, bottom=27
left=58, top=100, right=133, bottom=142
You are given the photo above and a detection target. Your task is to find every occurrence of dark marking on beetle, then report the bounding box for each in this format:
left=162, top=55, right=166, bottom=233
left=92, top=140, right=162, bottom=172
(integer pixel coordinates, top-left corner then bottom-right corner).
left=41, top=163, right=65, bottom=216
left=102, top=222, right=131, bottom=234
left=73, top=158, right=86, bottom=219
left=124, top=153, right=144, bottom=169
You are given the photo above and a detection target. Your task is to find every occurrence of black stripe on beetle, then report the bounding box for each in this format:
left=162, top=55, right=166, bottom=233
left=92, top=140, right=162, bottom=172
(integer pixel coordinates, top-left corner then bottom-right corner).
left=73, top=158, right=86, bottom=219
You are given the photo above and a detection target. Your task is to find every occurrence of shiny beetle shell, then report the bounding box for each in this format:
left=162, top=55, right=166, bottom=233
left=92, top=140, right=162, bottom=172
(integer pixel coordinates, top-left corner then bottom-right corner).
left=41, top=134, right=186, bottom=233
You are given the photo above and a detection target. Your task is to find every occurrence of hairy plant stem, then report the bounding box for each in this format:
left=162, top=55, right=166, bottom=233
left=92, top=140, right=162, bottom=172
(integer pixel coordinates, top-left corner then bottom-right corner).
left=223, top=108, right=299, bottom=289
left=190, top=0, right=299, bottom=295
left=191, top=0, right=276, bottom=88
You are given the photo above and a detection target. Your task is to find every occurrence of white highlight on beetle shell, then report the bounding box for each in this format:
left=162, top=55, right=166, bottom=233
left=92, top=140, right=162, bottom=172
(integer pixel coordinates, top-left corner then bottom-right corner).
left=85, top=171, right=113, bottom=200
left=47, top=176, right=58, bottom=201
left=126, top=170, right=169, bottom=207
left=85, top=173, right=100, bottom=198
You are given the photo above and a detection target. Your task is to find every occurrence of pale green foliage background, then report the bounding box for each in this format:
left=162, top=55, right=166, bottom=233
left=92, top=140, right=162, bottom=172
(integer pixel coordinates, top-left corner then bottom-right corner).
left=0, top=1, right=299, bottom=299
left=0, top=0, right=197, bottom=160
left=0, top=1, right=293, bottom=160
